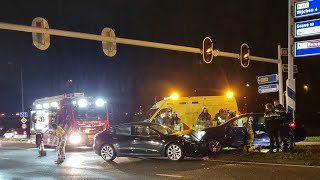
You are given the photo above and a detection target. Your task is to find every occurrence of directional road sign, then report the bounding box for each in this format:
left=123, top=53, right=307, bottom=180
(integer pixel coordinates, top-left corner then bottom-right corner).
left=295, top=39, right=320, bottom=57
left=295, top=0, right=320, bottom=18
left=258, top=84, right=279, bottom=94
left=257, top=74, right=278, bottom=85
left=295, top=18, right=320, bottom=37
left=20, top=112, right=28, bottom=118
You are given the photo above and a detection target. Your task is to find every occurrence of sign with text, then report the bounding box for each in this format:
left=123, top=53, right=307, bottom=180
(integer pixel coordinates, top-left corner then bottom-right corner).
left=295, top=18, right=320, bottom=37
left=295, top=0, right=320, bottom=18
left=20, top=112, right=28, bottom=118
left=295, top=39, right=320, bottom=57
left=257, top=74, right=278, bottom=85
left=258, top=84, right=279, bottom=94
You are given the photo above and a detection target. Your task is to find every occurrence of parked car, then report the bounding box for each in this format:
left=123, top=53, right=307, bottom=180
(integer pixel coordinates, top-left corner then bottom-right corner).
left=202, top=113, right=300, bottom=154
left=3, top=128, right=28, bottom=139
left=93, top=122, right=208, bottom=161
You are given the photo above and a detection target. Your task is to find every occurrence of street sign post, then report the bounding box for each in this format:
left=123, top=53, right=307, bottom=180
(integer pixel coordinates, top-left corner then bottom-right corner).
left=295, top=0, right=320, bottom=18
left=295, top=18, right=320, bottom=37
left=283, top=64, right=298, bottom=73
left=258, top=84, right=279, bottom=94
left=295, top=39, right=320, bottom=57
left=20, top=112, right=28, bottom=118
left=257, top=74, right=279, bottom=85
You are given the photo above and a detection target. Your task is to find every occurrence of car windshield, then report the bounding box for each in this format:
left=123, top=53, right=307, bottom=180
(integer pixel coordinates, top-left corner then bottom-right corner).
left=150, top=124, right=176, bottom=135
left=141, top=108, right=158, bottom=122
left=74, top=107, right=107, bottom=121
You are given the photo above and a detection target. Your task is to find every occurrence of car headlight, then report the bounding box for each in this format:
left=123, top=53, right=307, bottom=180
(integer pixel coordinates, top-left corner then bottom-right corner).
left=69, top=133, right=82, bottom=144
left=195, top=131, right=206, bottom=139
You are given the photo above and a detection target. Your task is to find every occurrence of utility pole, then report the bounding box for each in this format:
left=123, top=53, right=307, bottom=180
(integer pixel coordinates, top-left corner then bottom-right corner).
left=287, top=0, right=296, bottom=120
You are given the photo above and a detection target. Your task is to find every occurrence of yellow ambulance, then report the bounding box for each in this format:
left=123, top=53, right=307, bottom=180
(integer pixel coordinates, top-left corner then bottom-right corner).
left=143, top=96, right=238, bottom=131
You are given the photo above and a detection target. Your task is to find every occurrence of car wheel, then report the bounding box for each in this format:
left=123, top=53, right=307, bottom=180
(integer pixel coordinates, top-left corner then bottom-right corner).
left=100, top=144, right=116, bottom=161
left=166, top=143, right=184, bottom=161
left=208, top=140, right=222, bottom=154
left=285, top=138, right=295, bottom=151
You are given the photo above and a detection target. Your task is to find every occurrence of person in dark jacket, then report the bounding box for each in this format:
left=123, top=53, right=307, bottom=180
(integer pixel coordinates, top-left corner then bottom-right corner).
left=195, top=107, right=212, bottom=130
left=264, top=103, right=281, bottom=153
left=274, top=100, right=290, bottom=150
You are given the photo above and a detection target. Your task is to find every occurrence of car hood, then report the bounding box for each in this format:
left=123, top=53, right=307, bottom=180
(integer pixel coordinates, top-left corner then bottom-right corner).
left=171, top=130, right=192, bottom=136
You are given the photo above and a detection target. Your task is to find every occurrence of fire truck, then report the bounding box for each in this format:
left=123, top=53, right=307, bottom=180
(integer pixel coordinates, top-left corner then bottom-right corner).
left=30, top=93, right=109, bottom=146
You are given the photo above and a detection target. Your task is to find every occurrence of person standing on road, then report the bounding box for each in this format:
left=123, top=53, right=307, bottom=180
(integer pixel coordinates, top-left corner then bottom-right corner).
left=274, top=100, right=290, bottom=150
left=171, top=112, right=182, bottom=131
left=196, top=107, right=211, bottom=130
left=264, top=103, right=281, bottom=153
left=51, top=123, right=67, bottom=163
left=243, top=116, right=255, bottom=152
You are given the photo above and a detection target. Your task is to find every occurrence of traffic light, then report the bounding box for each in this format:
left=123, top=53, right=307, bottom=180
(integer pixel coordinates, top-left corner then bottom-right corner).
left=240, top=43, right=250, bottom=68
left=202, top=37, right=214, bottom=64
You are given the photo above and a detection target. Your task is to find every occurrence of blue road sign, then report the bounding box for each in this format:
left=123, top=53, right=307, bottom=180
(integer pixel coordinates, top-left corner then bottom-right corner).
left=257, top=74, right=278, bottom=85
left=20, top=112, right=28, bottom=118
left=295, top=0, right=320, bottom=18
left=258, top=84, right=279, bottom=94
left=295, top=39, right=320, bottom=57
left=295, top=18, right=320, bottom=37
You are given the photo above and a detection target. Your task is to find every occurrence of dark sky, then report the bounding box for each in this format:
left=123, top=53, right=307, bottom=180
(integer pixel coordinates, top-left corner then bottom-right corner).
left=0, top=0, right=319, bottom=122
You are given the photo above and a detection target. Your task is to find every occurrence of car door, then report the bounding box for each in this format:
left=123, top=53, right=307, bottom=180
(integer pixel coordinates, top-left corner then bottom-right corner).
left=113, top=125, right=136, bottom=155
left=225, top=117, right=247, bottom=147
left=132, top=125, right=163, bottom=156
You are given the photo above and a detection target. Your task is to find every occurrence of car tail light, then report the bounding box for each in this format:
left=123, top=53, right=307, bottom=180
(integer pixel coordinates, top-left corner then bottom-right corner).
left=289, top=122, right=296, bottom=129
left=23, top=131, right=27, bottom=135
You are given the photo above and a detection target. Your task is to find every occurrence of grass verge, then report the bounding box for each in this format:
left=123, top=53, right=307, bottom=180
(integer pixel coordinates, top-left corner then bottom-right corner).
left=210, top=145, right=320, bottom=166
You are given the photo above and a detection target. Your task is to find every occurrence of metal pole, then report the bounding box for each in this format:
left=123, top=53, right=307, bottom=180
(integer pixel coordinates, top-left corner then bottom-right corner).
left=287, top=0, right=296, bottom=121
left=20, top=64, right=24, bottom=112
left=0, top=22, right=280, bottom=63
left=277, top=45, right=284, bottom=105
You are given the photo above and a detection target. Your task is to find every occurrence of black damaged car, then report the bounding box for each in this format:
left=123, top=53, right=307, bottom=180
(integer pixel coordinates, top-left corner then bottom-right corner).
left=93, top=122, right=208, bottom=161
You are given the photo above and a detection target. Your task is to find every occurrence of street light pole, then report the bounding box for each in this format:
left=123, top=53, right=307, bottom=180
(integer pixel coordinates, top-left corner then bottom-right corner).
left=20, top=64, right=24, bottom=112
left=8, top=62, right=24, bottom=112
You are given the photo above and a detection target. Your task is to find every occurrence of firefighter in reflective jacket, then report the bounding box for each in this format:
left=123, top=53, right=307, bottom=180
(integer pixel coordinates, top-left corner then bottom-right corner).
left=52, top=123, right=67, bottom=162
left=264, top=103, right=281, bottom=153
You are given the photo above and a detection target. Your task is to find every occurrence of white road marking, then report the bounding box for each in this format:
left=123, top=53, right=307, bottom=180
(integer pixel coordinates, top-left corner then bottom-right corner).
left=1, top=158, right=9, bottom=159
left=209, top=159, right=320, bottom=168
left=156, top=174, right=183, bottom=178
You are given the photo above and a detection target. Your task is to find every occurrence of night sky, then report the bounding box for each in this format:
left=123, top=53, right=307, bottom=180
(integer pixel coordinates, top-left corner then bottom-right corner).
left=0, top=0, right=319, bottom=124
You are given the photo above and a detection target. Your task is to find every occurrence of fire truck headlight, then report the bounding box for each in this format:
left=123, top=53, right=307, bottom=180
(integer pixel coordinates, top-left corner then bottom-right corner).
left=43, top=103, right=50, bottom=109
left=69, top=133, right=82, bottom=144
left=36, top=104, right=43, bottom=109
left=78, top=99, right=88, bottom=107
left=95, top=99, right=106, bottom=107
left=51, top=102, right=58, bottom=108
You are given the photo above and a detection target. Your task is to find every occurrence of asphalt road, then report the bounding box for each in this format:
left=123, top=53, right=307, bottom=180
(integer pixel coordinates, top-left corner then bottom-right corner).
left=1, top=142, right=320, bottom=180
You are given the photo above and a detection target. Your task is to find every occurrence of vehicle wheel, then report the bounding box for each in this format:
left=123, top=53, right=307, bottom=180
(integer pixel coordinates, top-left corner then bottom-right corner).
left=100, top=144, right=116, bottom=161
left=166, top=143, right=184, bottom=161
left=208, top=140, right=222, bottom=154
left=285, top=138, right=295, bottom=151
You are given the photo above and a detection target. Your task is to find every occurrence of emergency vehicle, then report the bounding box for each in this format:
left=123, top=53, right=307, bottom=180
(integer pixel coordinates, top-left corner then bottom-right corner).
left=30, top=93, right=109, bottom=146
left=143, top=96, right=238, bottom=131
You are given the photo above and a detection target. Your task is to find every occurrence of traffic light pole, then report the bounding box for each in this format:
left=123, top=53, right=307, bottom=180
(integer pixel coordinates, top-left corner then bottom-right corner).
left=0, top=21, right=279, bottom=64
left=0, top=20, right=282, bottom=104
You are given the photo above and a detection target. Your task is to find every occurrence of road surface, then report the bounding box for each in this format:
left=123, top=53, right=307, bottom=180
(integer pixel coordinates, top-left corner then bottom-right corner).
left=1, top=142, right=320, bottom=180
